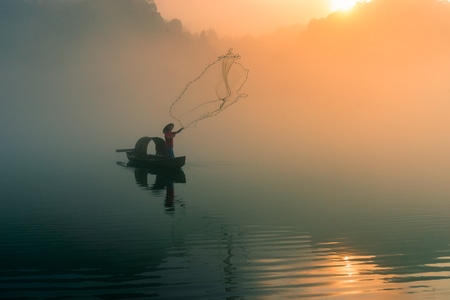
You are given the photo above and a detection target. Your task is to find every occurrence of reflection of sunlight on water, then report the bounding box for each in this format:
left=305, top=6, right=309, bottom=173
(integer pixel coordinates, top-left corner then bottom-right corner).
left=241, top=234, right=433, bottom=299
left=129, top=163, right=450, bottom=299
left=391, top=253, right=450, bottom=296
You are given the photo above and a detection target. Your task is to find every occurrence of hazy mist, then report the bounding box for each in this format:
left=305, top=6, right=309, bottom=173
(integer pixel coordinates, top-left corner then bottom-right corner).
left=2, top=0, right=450, bottom=195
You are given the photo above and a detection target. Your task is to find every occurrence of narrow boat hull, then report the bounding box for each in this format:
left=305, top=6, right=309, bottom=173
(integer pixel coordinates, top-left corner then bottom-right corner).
left=126, top=152, right=186, bottom=168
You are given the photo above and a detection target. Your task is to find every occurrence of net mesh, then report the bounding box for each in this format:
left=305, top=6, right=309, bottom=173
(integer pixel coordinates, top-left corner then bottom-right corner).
left=169, top=49, right=249, bottom=129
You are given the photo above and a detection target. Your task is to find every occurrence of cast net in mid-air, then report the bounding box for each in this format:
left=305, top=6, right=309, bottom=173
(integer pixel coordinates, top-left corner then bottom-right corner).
left=169, top=49, right=249, bottom=129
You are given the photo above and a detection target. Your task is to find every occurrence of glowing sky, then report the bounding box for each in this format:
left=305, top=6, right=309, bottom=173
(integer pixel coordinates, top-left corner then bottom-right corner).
left=3, top=0, right=450, bottom=176
left=154, top=0, right=350, bottom=36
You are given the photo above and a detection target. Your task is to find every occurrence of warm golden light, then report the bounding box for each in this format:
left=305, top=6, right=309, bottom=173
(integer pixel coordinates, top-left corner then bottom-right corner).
left=330, top=0, right=370, bottom=11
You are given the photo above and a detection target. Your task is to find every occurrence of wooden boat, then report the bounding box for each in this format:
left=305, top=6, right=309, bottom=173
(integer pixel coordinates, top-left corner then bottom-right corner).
left=116, top=161, right=186, bottom=185
left=126, top=153, right=186, bottom=168
left=116, top=136, right=186, bottom=168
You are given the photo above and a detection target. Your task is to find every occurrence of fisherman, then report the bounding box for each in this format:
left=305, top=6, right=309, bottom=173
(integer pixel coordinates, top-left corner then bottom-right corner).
left=162, top=123, right=183, bottom=158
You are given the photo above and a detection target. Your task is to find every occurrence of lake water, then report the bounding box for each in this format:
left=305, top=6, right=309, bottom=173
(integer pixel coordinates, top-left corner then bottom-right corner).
left=1, top=145, right=450, bottom=300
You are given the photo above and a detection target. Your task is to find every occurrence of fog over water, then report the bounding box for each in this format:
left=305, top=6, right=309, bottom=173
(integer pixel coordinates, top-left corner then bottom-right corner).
left=1, top=0, right=450, bottom=191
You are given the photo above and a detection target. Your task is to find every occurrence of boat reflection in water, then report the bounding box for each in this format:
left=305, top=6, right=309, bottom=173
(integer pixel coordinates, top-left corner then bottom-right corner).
left=117, top=161, right=186, bottom=211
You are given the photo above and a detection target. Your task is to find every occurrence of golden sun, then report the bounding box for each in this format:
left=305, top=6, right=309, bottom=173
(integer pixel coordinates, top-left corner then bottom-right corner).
left=330, top=0, right=371, bottom=12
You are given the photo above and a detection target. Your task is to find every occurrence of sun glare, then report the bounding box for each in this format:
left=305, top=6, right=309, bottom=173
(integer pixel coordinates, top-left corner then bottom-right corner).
left=330, top=0, right=370, bottom=12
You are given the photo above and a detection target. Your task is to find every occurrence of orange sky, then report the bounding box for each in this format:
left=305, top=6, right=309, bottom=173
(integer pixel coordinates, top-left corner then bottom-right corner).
left=154, top=0, right=333, bottom=36
left=154, top=0, right=450, bottom=37
left=4, top=0, right=450, bottom=191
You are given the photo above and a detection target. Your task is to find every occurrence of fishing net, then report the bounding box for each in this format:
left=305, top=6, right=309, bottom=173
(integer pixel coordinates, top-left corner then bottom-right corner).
left=169, top=49, right=249, bottom=129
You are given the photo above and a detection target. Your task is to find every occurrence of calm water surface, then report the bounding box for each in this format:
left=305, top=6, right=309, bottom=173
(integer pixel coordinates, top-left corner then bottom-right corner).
left=1, top=149, right=450, bottom=299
